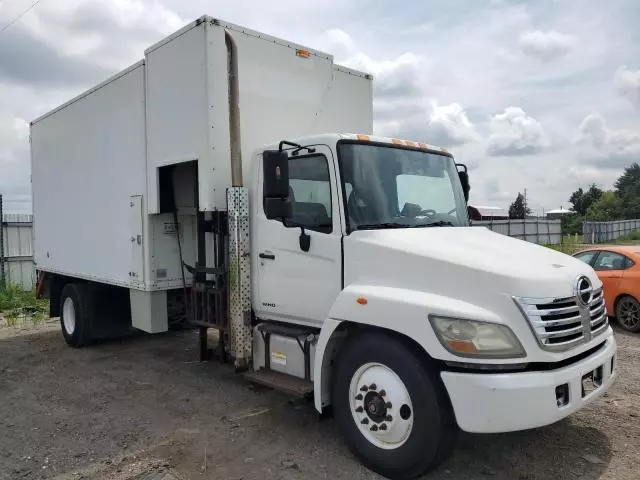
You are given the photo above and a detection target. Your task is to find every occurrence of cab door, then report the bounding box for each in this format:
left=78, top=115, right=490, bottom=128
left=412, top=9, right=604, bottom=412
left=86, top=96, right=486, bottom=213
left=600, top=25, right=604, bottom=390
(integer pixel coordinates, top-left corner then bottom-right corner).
left=252, top=145, right=343, bottom=327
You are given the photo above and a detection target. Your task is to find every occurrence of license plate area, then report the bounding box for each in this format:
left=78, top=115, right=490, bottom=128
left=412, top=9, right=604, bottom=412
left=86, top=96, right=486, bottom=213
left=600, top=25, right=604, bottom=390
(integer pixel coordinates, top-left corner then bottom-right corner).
left=582, top=365, right=603, bottom=397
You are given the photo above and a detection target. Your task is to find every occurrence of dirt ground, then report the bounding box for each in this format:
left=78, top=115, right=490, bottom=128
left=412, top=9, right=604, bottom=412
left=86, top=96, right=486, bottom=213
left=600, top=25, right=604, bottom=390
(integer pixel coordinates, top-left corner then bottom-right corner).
left=0, top=320, right=638, bottom=480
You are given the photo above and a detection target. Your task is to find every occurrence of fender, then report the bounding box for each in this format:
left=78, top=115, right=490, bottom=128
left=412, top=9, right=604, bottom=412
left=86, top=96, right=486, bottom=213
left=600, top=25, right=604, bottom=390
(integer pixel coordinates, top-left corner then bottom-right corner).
left=313, top=283, right=503, bottom=412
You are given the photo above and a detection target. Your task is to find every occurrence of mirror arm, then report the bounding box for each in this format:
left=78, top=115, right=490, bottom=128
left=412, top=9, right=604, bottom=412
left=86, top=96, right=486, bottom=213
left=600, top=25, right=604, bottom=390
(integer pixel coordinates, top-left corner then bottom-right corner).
left=279, top=140, right=302, bottom=152
left=299, top=226, right=311, bottom=252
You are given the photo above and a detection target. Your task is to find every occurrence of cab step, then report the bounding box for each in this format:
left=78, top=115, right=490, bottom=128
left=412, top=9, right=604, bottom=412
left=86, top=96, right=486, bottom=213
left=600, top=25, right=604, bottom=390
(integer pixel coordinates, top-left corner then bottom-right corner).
left=244, top=368, right=313, bottom=397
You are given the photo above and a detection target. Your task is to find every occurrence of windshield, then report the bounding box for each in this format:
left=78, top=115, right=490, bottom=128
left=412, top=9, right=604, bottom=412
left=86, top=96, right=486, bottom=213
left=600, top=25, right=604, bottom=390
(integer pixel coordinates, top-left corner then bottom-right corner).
left=338, top=142, right=469, bottom=231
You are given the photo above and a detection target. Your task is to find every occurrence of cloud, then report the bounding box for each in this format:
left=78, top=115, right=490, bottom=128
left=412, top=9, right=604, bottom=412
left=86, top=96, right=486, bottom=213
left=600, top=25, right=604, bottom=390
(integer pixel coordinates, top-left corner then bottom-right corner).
left=614, top=65, right=640, bottom=107
left=577, top=114, right=640, bottom=168
left=0, top=27, right=110, bottom=86
left=345, top=52, right=422, bottom=100
left=427, top=102, right=482, bottom=146
left=483, top=177, right=513, bottom=203
left=0, top=109, right=31, bottom=213
left=577, top=114, right=607, bottom=149
left=331, top=30, right=479, bottom=147
left=0, top=110, right=29, bottom=162
left=518, top=30, right=577, bottom=62
left=2, top=0, right=183, bottom=79
left=373, top=101, right=481, bottom=147
left=487, top=107, right=548, bottom=156
left=320, top=28, right=355, bottom=60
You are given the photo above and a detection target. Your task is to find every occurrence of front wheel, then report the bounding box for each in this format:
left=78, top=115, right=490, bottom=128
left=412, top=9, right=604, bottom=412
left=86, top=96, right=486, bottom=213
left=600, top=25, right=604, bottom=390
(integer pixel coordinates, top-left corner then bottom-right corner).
left=616, top=295, right=640, bottom=332
left=333, top=332, right=457, bottom=479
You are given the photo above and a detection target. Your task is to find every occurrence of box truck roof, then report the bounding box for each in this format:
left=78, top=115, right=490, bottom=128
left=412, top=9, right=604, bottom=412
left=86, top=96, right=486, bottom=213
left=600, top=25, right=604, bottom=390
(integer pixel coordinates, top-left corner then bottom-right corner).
left=32, top=16, right=371, bottom=127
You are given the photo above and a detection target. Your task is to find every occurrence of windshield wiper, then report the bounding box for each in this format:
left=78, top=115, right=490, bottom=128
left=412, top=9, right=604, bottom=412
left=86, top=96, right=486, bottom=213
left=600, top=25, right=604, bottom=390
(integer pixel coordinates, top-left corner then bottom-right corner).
left=354, top=222, right=410, bottom=230
left=419, top=220, right=455, bottom=227
left=355, top=220, right=456, bottom=230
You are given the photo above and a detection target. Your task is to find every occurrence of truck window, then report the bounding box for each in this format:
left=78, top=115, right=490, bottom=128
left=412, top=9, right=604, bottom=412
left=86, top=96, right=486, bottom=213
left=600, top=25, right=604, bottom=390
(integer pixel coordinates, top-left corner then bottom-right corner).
left=338, top=142, right=468, bottom=231
left=397, top=172, right=457, bottom=215
left=267, top=154, right=333, bottom=233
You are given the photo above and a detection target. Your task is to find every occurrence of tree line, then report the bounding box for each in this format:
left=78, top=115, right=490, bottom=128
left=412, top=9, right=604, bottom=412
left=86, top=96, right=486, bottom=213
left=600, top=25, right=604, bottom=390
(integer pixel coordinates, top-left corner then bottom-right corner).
left=563, top=163, right=640, bottom=234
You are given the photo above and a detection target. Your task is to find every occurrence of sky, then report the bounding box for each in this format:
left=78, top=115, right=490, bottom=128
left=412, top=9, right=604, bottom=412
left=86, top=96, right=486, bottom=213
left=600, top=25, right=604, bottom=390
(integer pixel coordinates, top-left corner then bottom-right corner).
left=0, top=0, right=639, bottom=215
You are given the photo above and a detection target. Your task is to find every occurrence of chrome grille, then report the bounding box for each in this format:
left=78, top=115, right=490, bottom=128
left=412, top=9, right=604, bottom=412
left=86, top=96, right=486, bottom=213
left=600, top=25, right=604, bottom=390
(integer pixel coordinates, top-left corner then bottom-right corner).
left=589, top=288, right=608, bottom=336
left=516, top=287, right=608, bottom=352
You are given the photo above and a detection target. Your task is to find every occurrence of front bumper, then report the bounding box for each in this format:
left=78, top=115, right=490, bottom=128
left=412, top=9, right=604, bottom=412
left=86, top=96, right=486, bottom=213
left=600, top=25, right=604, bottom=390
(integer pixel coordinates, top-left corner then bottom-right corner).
left=440, top=334, right=617, bottom=433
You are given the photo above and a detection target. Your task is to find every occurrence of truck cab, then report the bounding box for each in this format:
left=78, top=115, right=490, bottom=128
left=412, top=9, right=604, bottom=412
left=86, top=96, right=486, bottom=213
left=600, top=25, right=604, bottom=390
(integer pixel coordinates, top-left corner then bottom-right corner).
left=249, top=133, right=617, bottom=477
left=252, top=134, right=468, bottom=327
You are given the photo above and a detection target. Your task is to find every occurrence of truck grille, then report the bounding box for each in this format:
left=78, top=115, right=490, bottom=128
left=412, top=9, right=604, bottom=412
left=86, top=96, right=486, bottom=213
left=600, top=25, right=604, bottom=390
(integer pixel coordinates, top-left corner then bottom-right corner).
left=516, top=286, right=608, bottom=352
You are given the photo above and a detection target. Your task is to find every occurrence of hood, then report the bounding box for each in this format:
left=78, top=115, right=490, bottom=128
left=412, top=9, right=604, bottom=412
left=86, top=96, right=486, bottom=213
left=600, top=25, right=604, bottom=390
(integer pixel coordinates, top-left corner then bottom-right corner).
left=344, top=226, right=599, bottom=301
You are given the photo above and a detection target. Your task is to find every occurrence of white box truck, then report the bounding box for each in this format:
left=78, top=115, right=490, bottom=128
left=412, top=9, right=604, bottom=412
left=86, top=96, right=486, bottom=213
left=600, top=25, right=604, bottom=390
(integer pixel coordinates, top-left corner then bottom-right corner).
left=31, top=15, right=617, bottom=479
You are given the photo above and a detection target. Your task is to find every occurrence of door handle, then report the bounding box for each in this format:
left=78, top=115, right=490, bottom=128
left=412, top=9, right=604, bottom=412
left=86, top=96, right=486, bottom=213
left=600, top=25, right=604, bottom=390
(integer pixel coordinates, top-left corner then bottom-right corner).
left=259, top=252, right=275, bottom=260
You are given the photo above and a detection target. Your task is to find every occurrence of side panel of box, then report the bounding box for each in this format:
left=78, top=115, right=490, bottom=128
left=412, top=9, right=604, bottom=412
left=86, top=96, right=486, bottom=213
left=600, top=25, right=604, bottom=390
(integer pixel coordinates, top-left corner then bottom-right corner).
left=31, top=63, right=147, bottom=287
left=145, top=22, right=221, bottom=213
left=319, top=67, right=373, bottom=136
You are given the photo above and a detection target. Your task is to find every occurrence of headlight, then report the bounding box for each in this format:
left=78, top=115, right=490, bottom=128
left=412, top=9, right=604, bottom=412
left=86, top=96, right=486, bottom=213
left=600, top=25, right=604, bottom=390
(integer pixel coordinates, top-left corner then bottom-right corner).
left=429, top=316, right=526, bottom=358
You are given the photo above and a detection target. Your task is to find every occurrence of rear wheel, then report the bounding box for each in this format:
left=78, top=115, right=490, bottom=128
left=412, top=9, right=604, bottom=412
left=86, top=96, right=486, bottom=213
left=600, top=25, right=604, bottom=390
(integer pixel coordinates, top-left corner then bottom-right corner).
left=60, top=283, right=93, bottom=347
left=616, top=295, right=640, bottom=332
left=333, top=332, right=457, bottom=479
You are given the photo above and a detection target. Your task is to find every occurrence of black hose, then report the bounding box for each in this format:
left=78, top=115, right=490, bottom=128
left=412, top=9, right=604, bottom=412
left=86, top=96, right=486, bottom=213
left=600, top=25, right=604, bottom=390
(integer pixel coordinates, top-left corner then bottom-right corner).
left=171, top=167, right=189, bottom=325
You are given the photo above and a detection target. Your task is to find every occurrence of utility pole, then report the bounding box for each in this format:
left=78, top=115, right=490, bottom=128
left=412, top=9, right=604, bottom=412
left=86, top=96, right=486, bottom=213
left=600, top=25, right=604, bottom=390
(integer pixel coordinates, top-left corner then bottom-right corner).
left=524, top=188, right=528, bottom=218
left=0, top=194, right=5, bottom=286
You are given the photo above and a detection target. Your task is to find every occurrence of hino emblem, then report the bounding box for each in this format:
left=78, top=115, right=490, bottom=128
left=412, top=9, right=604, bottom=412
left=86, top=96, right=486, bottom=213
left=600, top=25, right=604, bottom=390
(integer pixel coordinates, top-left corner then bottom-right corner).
left=575, top=276, right=593, bottom=306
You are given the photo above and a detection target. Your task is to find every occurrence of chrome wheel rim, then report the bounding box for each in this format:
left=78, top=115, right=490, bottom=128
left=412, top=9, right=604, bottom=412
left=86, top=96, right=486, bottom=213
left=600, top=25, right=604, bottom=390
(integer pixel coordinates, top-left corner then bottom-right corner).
left=349, top=362, right=414, bottom=450
left=62, top=297, right=76, bottom=335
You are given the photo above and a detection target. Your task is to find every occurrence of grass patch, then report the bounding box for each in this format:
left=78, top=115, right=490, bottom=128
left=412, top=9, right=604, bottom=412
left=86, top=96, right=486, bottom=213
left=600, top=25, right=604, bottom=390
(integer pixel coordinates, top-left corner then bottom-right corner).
left=545, top=229, right=640, bottom=255
left=0, top=283, right=48, bottom=327
left=613, top=229, right=640, bottom=243
left=545, top=234, right=587, bottom=255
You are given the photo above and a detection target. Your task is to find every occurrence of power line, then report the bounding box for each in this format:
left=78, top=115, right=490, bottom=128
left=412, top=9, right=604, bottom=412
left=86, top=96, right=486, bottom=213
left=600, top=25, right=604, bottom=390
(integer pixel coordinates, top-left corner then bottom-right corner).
left=0, top=0, right=45, bottom=37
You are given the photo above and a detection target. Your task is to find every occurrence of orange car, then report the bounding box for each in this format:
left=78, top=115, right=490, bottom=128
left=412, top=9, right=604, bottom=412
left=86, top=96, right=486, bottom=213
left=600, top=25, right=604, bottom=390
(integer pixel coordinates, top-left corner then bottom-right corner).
left=573, top=245, right=640, bottom=332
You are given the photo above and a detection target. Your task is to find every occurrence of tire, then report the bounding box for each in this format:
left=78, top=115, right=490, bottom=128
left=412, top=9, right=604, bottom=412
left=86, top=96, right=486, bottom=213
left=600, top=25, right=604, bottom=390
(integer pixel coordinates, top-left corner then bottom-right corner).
left=60, top=283, right=94, bottom=347
left=615, top=295, right=640, bottom=332
left=333, top=332, right=457, bottom=479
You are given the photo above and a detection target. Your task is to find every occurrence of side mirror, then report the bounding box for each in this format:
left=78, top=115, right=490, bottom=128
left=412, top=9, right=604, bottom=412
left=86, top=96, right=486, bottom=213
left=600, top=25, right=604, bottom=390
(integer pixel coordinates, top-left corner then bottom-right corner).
left=263, top=150, right=292, bottom=219
left=456, top=164, right=470, bottom=203
left=263, top=150, right=289, bottom=197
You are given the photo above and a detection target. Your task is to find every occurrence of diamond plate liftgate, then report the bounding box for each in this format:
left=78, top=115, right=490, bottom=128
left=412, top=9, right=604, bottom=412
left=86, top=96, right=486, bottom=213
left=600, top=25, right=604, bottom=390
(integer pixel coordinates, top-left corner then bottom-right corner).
left=227, top=187, right=252, bottom=369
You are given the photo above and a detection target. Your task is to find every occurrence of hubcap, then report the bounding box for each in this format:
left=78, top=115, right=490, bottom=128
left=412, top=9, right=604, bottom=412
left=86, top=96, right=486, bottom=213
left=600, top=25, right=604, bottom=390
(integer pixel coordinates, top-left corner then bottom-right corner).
left=62, top=297, right=76, bottom=335
left=619, top=298, right=640, bottom=329
left=349, top=362, right=414, bottom=450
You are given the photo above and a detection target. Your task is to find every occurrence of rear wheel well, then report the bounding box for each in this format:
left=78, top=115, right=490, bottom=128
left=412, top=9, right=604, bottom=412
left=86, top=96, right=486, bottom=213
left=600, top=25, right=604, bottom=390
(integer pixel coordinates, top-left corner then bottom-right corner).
left=39, top=273, right=132, bottom=340
left=40, top=272, right=85, bottom=318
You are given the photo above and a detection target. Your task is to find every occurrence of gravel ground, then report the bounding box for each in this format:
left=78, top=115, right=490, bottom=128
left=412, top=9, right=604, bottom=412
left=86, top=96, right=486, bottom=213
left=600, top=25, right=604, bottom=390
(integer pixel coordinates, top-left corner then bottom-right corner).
left=0, top=319, right=638, bottom=480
